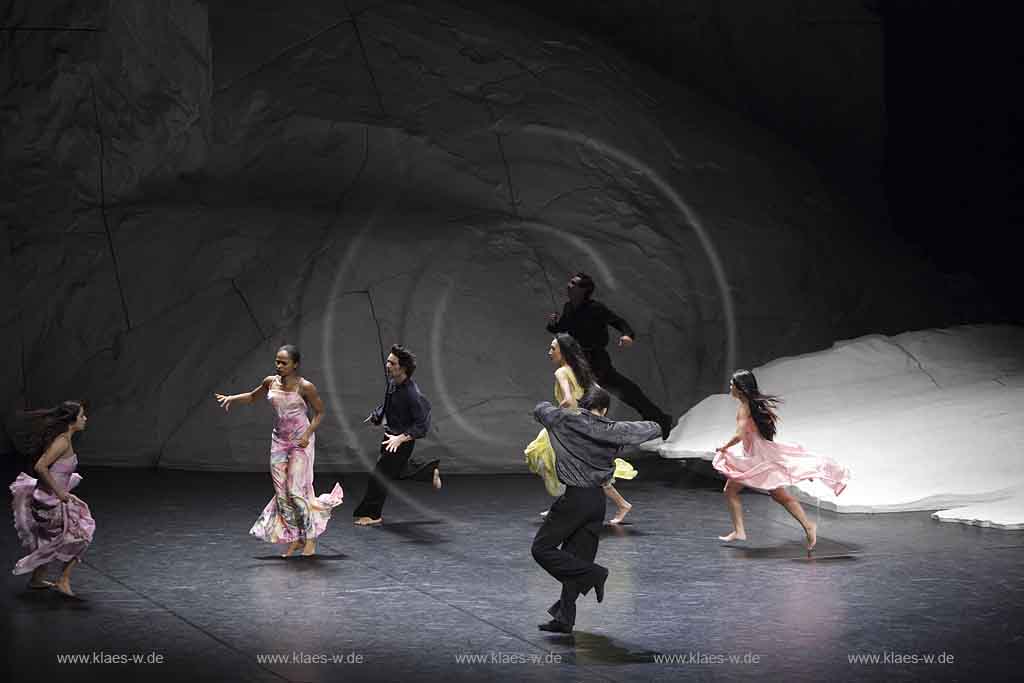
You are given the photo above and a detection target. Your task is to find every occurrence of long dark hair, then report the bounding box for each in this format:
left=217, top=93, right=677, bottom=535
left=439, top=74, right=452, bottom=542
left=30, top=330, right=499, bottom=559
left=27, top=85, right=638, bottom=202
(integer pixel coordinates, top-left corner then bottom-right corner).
left=12, top=400, right=86, bottom=464
left=555, top=333, right=594, bottom=391
left=731, top=370, right=781, bottom=441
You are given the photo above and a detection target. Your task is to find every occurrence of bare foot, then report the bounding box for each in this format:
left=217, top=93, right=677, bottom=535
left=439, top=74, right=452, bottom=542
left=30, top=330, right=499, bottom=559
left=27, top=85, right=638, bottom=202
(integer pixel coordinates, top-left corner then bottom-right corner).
left=718, top=531, right=747, bottom=542
left=28, top=568, right=52, bottom=589
left=302, top=539, right=316, bottom=556
left=281, top=540, right=301, bottom=558
left=53, top=578, right=75, bottom=597
left=354, top=517, right=382, bottom=526
left=433, top=468, right=442, bottom=490
left=539, top=510, right=550, bottom=518
left=608, top=502, right=632, bottom=525
left=805, top=522, right=817, bottom=552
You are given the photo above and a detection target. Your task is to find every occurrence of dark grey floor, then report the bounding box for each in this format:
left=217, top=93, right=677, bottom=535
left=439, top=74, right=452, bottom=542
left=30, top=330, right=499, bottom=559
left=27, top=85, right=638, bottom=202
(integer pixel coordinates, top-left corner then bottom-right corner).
left=4, top=457, right=1022, bottom=682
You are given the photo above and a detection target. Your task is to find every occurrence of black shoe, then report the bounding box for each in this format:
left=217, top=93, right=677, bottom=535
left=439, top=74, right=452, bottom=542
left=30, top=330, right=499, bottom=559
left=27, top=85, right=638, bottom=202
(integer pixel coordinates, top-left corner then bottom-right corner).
left=594, top=566, right=609, bottom=603
left=538, top=619, right=573, bottom=633
left=657, top=414, right=674, bottom=440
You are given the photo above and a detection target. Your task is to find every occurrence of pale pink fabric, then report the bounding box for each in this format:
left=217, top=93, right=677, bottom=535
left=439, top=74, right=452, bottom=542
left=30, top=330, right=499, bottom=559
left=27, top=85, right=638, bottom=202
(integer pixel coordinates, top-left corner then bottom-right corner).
left=249, top=388, right=343, bottom=543
left=712, top=414, right=849, bottom=495
left=10, top=454, right=95, bottom=575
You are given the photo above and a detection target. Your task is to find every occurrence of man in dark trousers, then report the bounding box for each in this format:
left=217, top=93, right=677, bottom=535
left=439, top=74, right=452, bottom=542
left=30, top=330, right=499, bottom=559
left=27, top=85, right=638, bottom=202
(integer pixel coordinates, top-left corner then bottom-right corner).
left=546, top=272, right=673, bottom=439
left=353, top=344, right=440, bottom=526
left=531, top=386, right=661, bottom=633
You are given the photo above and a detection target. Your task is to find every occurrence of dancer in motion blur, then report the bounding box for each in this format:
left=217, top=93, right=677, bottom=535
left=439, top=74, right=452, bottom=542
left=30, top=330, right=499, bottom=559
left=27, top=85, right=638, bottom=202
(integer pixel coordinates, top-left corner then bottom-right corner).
left=352, top=344, right=440, bottom=526
left=524, top=333, right=638, bottom=524
left=215, top=345, right=342, bottom=557
left=531, top=386, right=661, bottom=633
left=547, top=272, right=674, bottom=439
left=714, top=370, right=850, bottom=552
left=10, top=400, right=95, bottom=597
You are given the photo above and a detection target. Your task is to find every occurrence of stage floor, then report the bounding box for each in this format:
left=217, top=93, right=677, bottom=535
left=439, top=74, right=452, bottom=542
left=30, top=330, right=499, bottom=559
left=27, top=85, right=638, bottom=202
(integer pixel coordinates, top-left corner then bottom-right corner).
left=4, top=458, right=1021, bottom=682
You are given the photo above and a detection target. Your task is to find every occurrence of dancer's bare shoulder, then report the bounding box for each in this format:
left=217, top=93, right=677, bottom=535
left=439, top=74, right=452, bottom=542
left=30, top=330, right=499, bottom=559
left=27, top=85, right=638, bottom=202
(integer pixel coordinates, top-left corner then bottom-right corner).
left=297, top=377, right=321, bottom=399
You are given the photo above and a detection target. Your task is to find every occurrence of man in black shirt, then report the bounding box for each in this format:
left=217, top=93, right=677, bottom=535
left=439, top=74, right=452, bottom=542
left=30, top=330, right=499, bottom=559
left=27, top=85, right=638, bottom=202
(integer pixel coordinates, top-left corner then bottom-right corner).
left=531, top=386, right=661, bottom=633
left=547, top=272, right=674, bottom=439
left=353, top=345, right=440, bottom=526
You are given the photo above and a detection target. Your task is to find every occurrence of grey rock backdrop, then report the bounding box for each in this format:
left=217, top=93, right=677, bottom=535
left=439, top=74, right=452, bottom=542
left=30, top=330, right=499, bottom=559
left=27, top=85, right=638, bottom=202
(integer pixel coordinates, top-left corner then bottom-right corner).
left=1, top=0, right=983, bottom=471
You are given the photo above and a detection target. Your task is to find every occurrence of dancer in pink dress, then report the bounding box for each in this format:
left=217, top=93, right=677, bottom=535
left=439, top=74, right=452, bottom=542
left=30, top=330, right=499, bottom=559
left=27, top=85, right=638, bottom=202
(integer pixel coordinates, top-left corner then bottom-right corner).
left=10, top=400, right=95, bottom=597
left=215, top=345, right=343, bottom=557
left=713, top=370, right=849, bottom=552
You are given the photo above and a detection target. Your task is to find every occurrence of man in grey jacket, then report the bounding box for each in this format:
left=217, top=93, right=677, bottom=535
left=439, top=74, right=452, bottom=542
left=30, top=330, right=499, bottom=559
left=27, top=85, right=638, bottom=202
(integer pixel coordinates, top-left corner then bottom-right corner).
left=531, top=385, right=661, bottom=633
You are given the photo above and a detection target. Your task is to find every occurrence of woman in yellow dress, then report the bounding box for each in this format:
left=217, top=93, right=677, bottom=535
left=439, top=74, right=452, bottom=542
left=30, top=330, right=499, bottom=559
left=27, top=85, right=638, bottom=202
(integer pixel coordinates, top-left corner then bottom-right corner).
left=525, top=333, right=638, bottom=524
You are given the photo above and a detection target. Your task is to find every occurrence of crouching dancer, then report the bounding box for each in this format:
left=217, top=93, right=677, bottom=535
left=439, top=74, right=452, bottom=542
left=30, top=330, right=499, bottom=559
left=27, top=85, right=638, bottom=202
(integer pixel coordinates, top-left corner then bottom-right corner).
left=530, top=386, right=660, bottom=633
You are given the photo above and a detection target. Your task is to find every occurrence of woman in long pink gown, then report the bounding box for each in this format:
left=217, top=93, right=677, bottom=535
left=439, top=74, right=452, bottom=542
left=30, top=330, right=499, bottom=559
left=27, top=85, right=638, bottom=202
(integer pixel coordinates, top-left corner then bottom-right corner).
left=215, top=345, right=343, bottom=558
left=10, top=400, right=95, bottom=596
left=713, top=370, right=849, bottom=552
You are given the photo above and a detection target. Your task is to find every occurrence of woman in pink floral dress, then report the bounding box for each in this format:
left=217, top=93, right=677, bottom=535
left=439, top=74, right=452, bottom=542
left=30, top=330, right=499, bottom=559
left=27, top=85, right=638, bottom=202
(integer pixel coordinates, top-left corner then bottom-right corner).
left=216, top=345, right=342, bottom=557
left=10, top=400, right=95, bottom=597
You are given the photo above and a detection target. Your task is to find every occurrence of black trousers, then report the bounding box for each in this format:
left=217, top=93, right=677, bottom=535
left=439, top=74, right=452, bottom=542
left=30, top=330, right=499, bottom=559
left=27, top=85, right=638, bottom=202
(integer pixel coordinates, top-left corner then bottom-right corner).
left=531, top=486, right=607, bottom=626
left=352, top=439, right=438, bottom=520
left=587, top=348, right=668, bottom=425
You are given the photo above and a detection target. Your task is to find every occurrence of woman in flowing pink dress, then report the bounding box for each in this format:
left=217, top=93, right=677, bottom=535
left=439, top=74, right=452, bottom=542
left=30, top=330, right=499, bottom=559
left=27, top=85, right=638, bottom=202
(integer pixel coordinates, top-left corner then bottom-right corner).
left=10, top=400, right=95, bottom=597
left=713, top=370, right=849, bottom=552
left=215, top=345, right=343, bottom=558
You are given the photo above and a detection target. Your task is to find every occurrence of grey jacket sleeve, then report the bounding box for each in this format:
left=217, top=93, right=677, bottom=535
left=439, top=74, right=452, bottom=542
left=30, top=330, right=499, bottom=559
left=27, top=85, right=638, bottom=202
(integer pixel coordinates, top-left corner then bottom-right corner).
left=607, top=419, right=661, bottom=447
left=533, top=401, right=561, bottom=428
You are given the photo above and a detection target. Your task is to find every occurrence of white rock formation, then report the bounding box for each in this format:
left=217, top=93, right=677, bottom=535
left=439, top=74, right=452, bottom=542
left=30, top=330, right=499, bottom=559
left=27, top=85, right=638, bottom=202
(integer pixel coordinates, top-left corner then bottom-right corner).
left=648, top=325, right=1024, bottom=529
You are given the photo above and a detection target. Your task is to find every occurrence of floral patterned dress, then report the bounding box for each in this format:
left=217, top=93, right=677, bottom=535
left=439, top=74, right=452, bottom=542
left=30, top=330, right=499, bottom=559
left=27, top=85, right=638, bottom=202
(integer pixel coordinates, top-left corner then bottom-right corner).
left=249, top=386, right=343, bottom=543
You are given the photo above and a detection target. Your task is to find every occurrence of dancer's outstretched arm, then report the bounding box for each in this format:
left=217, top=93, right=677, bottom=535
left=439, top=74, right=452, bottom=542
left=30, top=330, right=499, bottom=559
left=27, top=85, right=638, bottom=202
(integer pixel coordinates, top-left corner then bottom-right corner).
left=533, top=401, right=562, bottom=429
left=296, top=380, right=324, bottom=448
left=534, top=401, right=657, bottom=446
left=606, top=418, right=661, bottom=447
left=215, top=376, right=273, bottom=412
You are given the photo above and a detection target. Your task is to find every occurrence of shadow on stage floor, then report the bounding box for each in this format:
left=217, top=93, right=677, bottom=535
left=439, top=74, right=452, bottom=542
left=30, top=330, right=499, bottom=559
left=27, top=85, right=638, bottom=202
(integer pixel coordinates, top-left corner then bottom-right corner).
left=3, top=460, right=1020, bottom=682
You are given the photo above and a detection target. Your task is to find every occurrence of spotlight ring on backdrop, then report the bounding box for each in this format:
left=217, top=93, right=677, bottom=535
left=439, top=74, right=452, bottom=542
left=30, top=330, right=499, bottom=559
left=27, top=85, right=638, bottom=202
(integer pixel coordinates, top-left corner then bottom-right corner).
left=318, top=126, right=735, bottom=517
